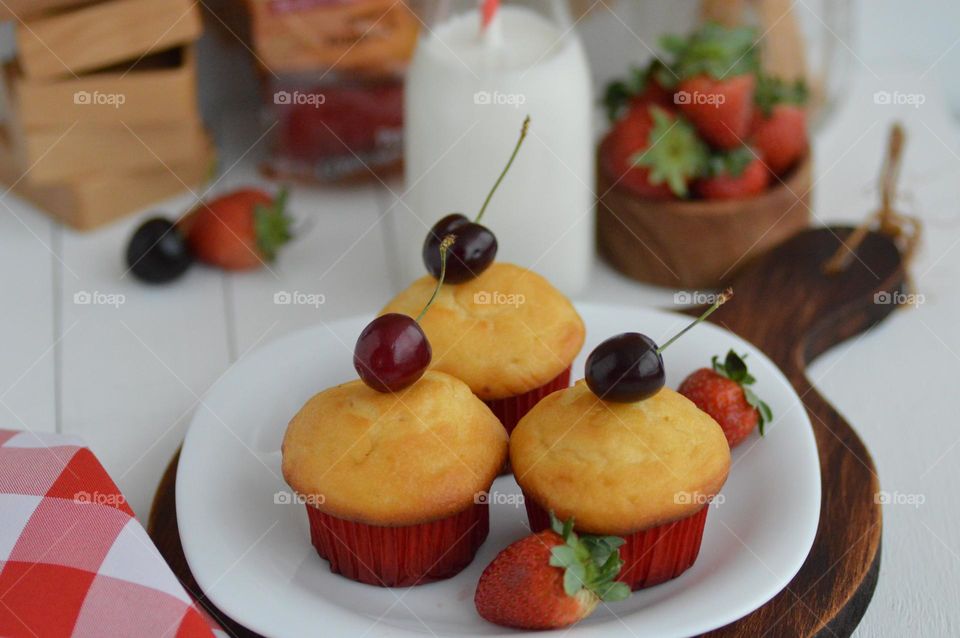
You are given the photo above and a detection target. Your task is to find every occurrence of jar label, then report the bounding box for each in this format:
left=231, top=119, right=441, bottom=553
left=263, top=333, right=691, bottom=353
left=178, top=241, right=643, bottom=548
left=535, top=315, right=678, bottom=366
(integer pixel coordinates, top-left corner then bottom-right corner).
left=248, top=0, right=419, bottom=73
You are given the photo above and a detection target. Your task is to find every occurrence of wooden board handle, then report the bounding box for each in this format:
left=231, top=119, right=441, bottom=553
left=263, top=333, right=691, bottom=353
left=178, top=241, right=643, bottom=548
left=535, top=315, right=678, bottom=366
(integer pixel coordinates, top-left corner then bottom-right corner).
left=695, top=226, right=900, bottom=636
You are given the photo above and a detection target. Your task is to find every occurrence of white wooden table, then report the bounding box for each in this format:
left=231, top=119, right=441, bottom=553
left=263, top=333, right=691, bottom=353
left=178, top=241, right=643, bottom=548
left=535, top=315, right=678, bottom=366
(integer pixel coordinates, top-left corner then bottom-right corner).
left=2, top=58, right=959, bottom=638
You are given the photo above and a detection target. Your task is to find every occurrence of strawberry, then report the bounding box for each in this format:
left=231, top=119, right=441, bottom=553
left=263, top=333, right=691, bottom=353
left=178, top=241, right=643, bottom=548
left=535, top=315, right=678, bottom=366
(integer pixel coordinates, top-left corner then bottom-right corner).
left=656, top=23, right=760, bottom=150
left=182, top=188, right=292, bottom=271
left=676, top=74, right=756, bottom=149
left=751, top=76, right=809, bottom=175
left=475, top=514, right=630, bottom=630
left=603, top=59, right=674, bottom=121
left=601, top=105, right=708, bottom=199
left=679, top=350, right=773, bottom=448
left=694, top=145, right=769, bottom=199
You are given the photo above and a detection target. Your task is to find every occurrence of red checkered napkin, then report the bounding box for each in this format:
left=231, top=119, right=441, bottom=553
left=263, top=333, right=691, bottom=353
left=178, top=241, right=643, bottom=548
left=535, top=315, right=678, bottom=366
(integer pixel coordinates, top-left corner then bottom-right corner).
left=0, top=429, right=223, bottom=638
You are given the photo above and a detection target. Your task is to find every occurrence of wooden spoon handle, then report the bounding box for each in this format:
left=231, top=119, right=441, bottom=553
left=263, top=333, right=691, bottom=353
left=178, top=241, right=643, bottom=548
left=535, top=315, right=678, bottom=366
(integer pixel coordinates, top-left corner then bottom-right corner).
left=755, top=0, right=807, bottom=81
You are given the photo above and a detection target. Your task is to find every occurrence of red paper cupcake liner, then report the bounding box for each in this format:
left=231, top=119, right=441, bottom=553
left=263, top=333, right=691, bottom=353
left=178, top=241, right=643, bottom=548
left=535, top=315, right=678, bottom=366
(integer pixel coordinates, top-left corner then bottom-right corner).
left=523, top=493, right=709, bottom=590
left=305, top=503, right=489, bottom=587
left=484, top=366, right=571, bottom=435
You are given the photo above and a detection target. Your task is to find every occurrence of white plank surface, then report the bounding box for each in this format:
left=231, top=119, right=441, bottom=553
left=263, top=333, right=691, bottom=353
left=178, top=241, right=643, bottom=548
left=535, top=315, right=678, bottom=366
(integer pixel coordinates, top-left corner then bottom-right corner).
left=0, top=201, right=57, bottom=434
left=227, top=183, right=392, bottom=356
left=57, top=196, right=231, bottom=520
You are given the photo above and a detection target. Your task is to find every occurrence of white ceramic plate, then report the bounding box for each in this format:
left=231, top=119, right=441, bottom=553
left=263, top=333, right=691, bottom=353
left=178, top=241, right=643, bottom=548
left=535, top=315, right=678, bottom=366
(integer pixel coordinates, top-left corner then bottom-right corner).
left=177, top=303, right=820, bottom=638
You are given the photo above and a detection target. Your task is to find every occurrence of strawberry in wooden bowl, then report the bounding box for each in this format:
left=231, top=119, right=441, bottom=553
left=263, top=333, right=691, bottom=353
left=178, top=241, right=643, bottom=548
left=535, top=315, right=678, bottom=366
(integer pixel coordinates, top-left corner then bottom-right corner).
left=597, top=22, right=812, bottom=289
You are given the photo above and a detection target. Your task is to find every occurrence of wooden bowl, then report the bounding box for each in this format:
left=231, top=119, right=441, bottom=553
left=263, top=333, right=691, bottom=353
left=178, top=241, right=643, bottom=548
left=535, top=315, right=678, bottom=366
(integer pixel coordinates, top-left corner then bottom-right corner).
left=596, top=141, right=812, bottom=289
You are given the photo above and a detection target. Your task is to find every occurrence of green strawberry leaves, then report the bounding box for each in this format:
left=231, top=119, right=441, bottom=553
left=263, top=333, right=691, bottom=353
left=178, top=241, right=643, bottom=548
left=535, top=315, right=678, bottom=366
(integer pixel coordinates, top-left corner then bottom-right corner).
left=603, top=79, right=634, bottom=123
left=253, top=187, right=293, bottom=262
left=755, top=74, right=809, bottom=117
left=657, top=22, right=760, bottom=86
left=548, top=513, right=631, bottom=603
left=705, top=145, right=756, bottom=178
left=712, top=349, right=774, bottom=435
left=631, top=107, right=709, bottom=197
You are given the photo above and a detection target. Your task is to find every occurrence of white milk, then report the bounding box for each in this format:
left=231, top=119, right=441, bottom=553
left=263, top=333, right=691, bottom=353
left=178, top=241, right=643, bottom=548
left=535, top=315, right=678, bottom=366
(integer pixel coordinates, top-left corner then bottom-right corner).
left=400, top=4, right=594, bottom=295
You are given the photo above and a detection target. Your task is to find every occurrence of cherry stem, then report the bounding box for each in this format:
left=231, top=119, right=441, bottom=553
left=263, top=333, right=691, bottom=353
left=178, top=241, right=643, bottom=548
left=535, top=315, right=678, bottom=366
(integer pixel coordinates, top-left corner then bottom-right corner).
left=475, top=115, right=530, bottom=223
left=656, top=288, right=733, bottom=354
left=417, top=235, right=455, bottom=322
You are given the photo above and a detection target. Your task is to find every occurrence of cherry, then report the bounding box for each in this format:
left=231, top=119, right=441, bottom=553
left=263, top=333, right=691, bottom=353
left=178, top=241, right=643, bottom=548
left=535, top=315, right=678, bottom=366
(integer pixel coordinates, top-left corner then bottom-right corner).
left=585, top=289, right=733, bottom=402
left=126, top=217, right=193, bottom=284
left=354, top=314, right=432, bottom=393
left=354, top=236, right=454, bottom=392
left=423, top=214, right=497, bottom=283
left=585, top=333, right=664, bottom=402
left=421, top=116, right=529, bottom=282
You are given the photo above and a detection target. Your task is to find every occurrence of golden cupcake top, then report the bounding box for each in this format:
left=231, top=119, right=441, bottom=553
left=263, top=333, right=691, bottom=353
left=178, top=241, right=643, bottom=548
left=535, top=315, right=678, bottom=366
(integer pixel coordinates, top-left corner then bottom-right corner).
left=282, top=371, right=507, bottom=526
left=510, top=381, right=730, bottom=535
left=380, top=262, right=585, bottom=401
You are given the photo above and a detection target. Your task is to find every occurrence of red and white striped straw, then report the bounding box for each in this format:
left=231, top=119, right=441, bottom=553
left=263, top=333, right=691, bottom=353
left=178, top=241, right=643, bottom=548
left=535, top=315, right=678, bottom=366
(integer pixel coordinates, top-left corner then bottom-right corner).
left=480, top=0, right=499, bottom=31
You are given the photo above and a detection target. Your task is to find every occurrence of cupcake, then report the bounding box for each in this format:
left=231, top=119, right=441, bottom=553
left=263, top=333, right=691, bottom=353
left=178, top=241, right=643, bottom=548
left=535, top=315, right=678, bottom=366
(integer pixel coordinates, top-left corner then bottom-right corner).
left=510, top=381, right=730, bottom=589
left=282, top=370, right=508, bottom=587
left=380, top=262, right=584, bottom=433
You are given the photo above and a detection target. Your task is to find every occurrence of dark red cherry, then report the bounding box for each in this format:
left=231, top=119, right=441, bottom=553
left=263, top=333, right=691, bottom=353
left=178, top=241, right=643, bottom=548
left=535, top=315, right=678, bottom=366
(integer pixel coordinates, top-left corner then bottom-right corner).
left=421, top=117, right=528, bottom=283
left=356, top=236, right=455, bottom=393
left=427, top=213, right=470, bottom=237
left=423, top=215, right=497, bottom=283
left=584, top=289, right=733, bottom=403
left=585, top=333, right=665, bottom=402
left=354, top=313, right=432, bottom=393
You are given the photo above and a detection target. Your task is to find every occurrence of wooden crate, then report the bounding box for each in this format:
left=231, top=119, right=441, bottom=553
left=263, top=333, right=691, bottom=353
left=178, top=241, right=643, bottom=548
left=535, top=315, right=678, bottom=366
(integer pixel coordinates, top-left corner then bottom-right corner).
left=0, top=0, right=97, bottom=21
left=0, top=131, right=215, bottom=231
left=2, top=47, right=200, bottom=129
left=15, top=0, right=202, bottom=81
left=7, top=115, right=209, bottom=185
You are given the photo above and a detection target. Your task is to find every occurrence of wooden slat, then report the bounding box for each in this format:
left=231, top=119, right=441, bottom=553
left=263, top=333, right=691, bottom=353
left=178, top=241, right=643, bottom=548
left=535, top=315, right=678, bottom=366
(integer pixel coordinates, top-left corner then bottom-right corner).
left=8, top=47, right=200, bottom=129
left=0, top=0, right=97, bottom=22
left=15, top=0, right=202, bottom=81
left=9, top=119, right=208, bottom=185
left=0, top=133, right=214, bottom=231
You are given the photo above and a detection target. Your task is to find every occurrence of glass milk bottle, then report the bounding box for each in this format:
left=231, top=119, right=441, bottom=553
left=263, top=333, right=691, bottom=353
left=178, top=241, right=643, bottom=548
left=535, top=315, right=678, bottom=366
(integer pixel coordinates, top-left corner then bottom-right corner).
left=399, top=0, right=594, bottom=295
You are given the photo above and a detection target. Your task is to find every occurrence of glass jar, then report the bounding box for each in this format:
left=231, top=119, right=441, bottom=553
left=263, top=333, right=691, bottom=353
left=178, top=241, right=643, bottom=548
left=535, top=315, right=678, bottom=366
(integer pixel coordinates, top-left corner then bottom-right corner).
left=246, top=0, right=420, bottom=182
left=398, top=0, right=595, bottom=295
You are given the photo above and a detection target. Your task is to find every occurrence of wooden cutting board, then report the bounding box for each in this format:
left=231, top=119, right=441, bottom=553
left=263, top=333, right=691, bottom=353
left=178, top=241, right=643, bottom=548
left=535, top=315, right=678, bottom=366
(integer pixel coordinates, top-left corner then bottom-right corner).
left=149, top=225, right=900, bottom=637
